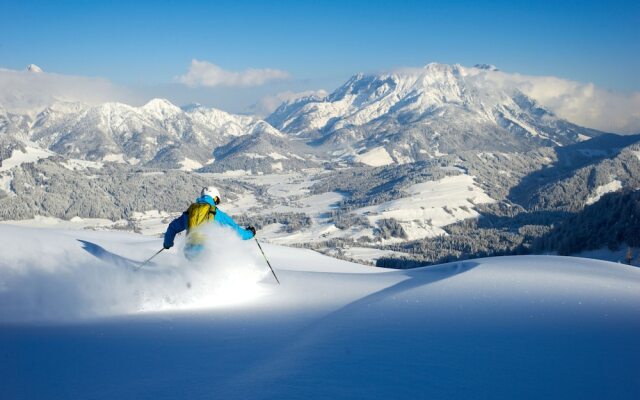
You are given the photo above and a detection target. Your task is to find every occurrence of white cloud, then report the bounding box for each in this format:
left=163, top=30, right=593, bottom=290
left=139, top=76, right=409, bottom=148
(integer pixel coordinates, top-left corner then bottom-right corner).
left=177, top=59, right=291, bottom=88
left=0, top=66, right=141, bottom=114
left=478, top=69, right=640, bottom=134
left=249, top=89, right=329, bottom=116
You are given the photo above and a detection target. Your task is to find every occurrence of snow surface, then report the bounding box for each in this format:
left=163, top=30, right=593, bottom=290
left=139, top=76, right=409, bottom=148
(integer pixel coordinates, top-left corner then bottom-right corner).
left=356, top=174, right=494, bottom=240
left=267, top=152, right=289, bottom=160
left=586, top=180, right=623, bottom=205
left=0, top=145, right=56, bottom=197
left=61, top=158, right=104, bottom=171
left=179, top=157, right=203, bottom=171
left=353, top=146, right=395, bottom=166
left=0, top=145, right=54, bottom=172
left=102, top=153, right=126, bottom=163
left=572, top=246, right=640, bottom=267
left=1, top=225, right=640, bottom=399
left=342, top=246, right=409, bottom=263
left=0, top=215, right=126, bottom=230
left=129, top=210, right=173, bottom=235
left=0, top=174, right=13, bottom=195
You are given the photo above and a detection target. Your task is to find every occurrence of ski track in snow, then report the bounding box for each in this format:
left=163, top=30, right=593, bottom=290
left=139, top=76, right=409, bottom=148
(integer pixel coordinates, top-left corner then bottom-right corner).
left=1, top=225, right=640, bottom=399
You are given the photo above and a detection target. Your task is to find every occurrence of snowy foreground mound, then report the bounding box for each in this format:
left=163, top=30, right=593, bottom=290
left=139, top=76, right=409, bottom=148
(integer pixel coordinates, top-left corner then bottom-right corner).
left=1, top=225, right=639, bottom=399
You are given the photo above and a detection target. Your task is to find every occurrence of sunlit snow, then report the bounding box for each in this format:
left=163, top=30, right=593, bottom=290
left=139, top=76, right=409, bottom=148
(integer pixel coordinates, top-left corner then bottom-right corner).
left=1, top=225, right=639, bottom=399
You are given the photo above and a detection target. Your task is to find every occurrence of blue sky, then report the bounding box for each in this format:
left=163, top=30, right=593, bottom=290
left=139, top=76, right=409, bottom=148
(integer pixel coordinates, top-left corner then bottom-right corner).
left=1, top=0, right=638, bottom=114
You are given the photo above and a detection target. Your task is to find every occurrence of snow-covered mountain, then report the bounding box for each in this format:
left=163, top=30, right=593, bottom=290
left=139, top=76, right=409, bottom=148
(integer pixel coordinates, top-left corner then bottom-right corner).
left=267, top=63, right=604, bottom=164
left=26, top=64, right=44, bottom=73
left=28, top=99, right=265, bottom=168
left=0, top=63, right=613, bottom=172
left=2, top=99, right=275, bottom=169
left=201, top=121, right=322, bottom=173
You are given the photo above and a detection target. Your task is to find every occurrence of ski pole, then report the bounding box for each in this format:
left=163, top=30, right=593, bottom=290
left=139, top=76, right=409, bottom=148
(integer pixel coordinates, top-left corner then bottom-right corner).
left=255, top=238, right=280, bottom=284
left=135, top=248, right=164, bottom=271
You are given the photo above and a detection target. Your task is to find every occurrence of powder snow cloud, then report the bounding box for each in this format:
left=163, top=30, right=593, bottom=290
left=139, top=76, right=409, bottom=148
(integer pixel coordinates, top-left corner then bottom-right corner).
left=177, top=59, right=291, bottom=88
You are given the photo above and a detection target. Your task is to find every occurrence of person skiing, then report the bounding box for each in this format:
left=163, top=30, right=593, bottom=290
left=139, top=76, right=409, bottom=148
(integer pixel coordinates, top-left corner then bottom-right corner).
left=163, top=186, right=256, bottom=260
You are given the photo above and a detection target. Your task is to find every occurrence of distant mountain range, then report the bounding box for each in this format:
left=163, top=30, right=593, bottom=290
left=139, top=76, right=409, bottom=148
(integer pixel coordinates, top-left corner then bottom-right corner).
left=266, top=63, right=605, bottom=163
left=2, top=99, right=265, bottom=169
left=1, top=63, right=614, bottom=173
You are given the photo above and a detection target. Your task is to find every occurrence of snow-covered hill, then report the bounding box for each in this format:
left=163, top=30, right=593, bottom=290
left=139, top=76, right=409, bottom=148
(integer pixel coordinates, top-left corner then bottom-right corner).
left=267, top=63, right=605, bottom=164
left=1, top=225, right=639, bottom=399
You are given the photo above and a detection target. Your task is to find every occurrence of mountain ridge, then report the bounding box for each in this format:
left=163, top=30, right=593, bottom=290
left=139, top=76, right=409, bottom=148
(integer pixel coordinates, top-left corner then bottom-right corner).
left=2, top=98, right=269, bottom=169
left=1, top=62, right=617, bottom=172
left=266, top=63, right=607, bottom=164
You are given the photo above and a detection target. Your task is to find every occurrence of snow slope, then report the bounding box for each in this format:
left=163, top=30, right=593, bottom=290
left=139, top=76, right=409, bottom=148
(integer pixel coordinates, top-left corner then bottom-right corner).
left=585, top=179, right=623, bottom=205
left=356, top=174, right=494, bottom=240
left=1, top=225, right=639, bottom=399
left=0, top=144, right=55, bottom=172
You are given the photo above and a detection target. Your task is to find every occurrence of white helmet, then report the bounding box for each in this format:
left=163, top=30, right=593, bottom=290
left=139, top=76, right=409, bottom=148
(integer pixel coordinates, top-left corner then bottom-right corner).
left=201, top=186, right=221, bottom=204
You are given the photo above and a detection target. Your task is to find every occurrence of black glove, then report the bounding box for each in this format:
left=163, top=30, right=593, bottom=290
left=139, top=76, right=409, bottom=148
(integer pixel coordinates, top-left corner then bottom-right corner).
left=163, top=243, right=173, bottom=250
left=246, top=226, right=256, bottom=237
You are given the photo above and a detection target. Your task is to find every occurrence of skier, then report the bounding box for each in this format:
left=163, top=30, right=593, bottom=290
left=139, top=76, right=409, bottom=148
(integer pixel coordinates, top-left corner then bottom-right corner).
left=163, top=186, right=256, bottom=260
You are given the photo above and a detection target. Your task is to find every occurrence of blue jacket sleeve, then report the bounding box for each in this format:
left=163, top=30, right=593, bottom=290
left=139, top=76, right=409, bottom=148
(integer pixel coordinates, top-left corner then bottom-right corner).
left=215, top=209, right=255, bottom=240
left=163, top=213, right=188, bottom=248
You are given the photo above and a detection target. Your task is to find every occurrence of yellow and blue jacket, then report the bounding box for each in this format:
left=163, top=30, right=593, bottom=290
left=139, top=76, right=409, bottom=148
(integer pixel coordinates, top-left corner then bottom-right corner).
left=163, top=195, right=255, bottom=249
